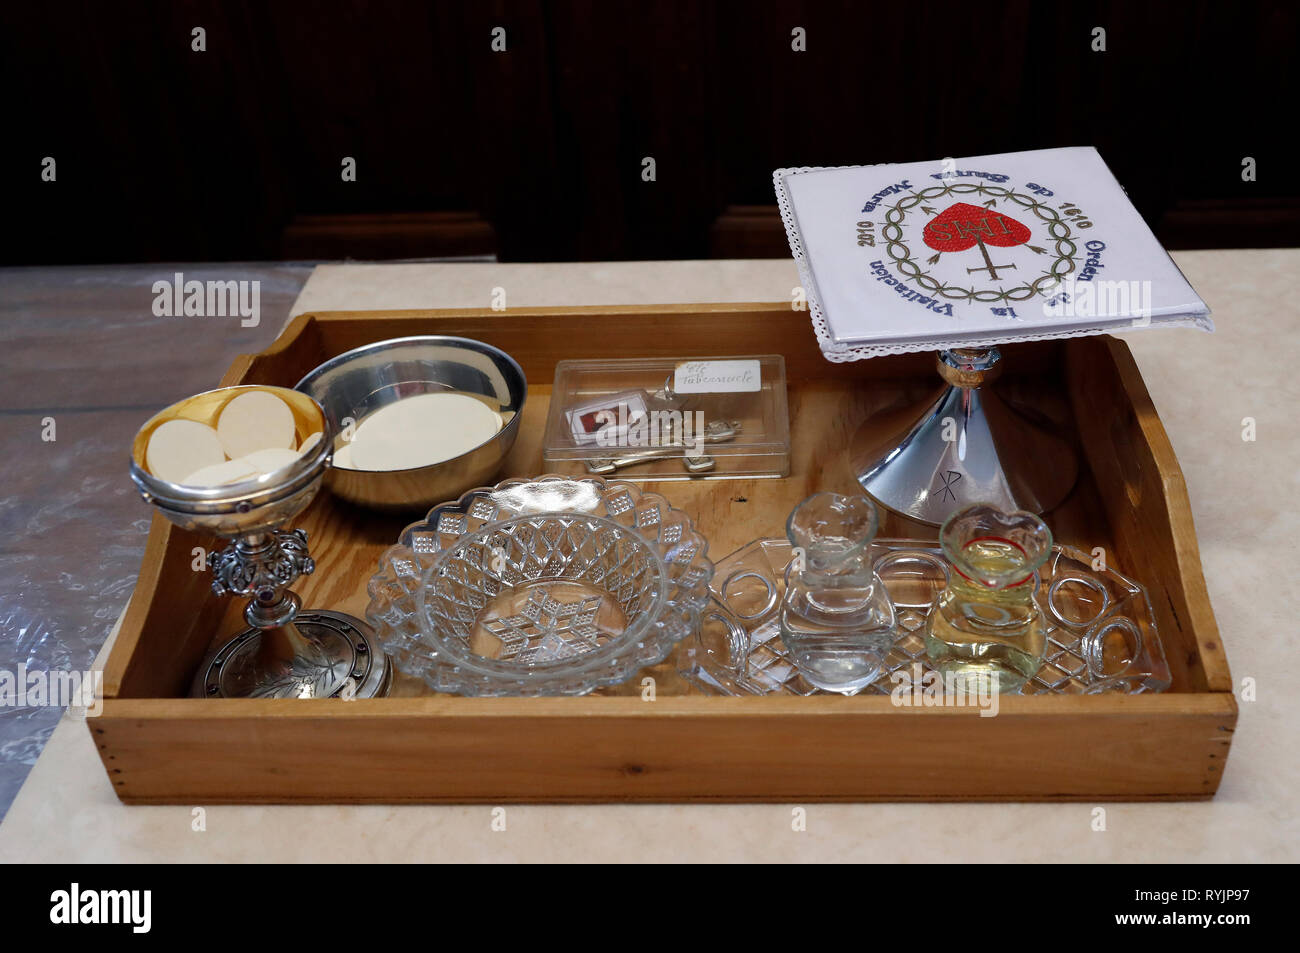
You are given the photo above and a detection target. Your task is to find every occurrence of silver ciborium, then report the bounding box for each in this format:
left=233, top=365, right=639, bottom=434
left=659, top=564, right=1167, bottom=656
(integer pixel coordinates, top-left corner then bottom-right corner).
left=130, top=385, right=391, bottom=699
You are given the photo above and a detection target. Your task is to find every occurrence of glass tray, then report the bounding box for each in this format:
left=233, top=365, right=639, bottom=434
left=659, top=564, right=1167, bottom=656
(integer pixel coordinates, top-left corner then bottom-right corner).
left=680, top=538, right=1171, bottom=696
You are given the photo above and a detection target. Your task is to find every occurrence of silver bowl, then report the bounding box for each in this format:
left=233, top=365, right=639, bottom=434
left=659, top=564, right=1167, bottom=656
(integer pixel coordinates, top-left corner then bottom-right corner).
left=295, top=335, right=527, bottom=512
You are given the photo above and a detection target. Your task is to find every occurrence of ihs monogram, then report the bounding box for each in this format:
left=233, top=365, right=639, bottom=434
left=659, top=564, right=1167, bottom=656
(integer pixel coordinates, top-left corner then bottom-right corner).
left=923, top=202, right=1032, bottom=281
left=872, top=181, right=1081, bottom=305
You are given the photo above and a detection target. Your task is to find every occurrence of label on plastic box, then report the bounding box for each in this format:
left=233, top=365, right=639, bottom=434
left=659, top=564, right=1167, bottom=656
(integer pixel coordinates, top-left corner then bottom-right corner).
left=673, top=360, right=762, bottom=394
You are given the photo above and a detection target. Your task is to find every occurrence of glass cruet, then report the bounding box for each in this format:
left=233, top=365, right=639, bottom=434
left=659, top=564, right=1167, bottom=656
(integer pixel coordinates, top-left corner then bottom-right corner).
left=778, top=491, right=896, bottom=694
left=925, top=502, right=1053, bottom=694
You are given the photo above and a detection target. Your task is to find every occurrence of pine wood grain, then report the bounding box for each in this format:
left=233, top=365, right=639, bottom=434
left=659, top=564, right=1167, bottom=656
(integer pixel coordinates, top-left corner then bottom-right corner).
left=91, top=694, right=1235, bottom=803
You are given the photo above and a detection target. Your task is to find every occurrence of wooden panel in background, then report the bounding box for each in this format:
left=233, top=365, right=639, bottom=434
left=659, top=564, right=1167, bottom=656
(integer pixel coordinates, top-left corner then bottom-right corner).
left=3, top=2, right=1295, bottom=264
left=279, top=211, right=497, bottom=260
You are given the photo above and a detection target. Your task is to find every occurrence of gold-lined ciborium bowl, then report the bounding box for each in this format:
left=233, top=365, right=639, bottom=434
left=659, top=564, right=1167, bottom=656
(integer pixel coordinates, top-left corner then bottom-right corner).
left=130, top=385, right=391, bottom=699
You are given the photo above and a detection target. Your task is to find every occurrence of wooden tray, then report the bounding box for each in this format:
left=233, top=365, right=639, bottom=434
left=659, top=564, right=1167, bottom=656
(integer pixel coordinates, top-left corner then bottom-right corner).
left=93, top=303, right=1236, bottom=802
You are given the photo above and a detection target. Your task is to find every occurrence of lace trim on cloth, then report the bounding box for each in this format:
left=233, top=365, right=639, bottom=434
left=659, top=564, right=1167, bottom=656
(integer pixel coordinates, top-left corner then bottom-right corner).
left=772, top=165, right=1212, bottom=362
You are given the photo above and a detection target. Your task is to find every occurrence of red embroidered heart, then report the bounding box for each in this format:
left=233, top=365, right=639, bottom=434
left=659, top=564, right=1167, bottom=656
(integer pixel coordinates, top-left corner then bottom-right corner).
left=923, top=203, right=1031, bottom=252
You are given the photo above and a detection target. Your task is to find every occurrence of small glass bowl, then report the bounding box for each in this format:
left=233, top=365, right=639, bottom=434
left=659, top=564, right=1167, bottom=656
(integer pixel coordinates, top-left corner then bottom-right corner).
left=411, top=512, right=695, bottom=695
left=369, top=475, right=716, bottom=695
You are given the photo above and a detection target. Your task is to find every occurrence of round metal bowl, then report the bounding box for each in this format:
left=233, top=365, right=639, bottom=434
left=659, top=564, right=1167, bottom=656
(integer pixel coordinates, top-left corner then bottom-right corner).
left=294, top=336, right=527, bottom=512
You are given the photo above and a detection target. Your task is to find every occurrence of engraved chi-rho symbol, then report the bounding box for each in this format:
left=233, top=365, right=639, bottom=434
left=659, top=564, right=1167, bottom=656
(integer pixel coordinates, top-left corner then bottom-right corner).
left=936, top=469, right=963, bottom=502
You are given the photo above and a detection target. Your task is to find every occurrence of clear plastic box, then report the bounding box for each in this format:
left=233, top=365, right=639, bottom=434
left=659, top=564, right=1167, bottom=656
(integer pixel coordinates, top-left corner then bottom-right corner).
left=542, top=355, right=790, bottom=481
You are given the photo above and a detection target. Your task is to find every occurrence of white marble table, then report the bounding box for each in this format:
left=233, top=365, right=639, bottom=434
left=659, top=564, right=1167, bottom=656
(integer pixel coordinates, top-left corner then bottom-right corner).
left=2, top=254, right=1294, bottom=862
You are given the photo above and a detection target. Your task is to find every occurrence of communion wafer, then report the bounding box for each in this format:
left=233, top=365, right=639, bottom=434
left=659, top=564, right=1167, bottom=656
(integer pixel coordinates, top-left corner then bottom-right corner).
left=332, top=443, right=357, bottom=469
left=240, top=446, right=303, bottom=477
left=181, top=458, right=258, bottom=487
left=216, top=390, right=297, bottom=459
left=348, top=393, right=503, bottom=472
left=146, top=419, right=227, bottom=484
left=297, top=432, right=323, bottom=457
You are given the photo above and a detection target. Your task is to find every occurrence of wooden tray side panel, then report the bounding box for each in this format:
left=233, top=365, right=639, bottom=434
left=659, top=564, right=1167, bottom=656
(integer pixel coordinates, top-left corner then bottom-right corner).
left=1065, top=337, right=1230, bottom=693
left=311, top=303, right=882, bottom=382
left=219, top=315, right=328, bottom=389
left=302, top=304, right=1066, bottom=384
left=93, top=695, right=1235, bottom=803
left=106, top=515, right=227, bottom=699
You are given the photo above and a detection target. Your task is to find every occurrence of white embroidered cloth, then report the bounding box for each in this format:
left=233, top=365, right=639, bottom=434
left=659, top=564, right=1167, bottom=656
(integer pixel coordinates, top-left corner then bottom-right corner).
left=774, top=147, right=1212, bottom=361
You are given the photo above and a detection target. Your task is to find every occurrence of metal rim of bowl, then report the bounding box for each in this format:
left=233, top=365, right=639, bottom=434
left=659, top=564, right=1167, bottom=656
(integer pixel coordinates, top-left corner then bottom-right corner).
left=129, top=384, right=331, bottom=514
left=292, top=334, right=528, bottom=476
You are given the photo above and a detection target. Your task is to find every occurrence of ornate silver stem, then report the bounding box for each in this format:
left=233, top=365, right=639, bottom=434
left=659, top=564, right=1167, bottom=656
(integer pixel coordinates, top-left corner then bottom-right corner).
left=209, top=529, right=315, bottom=628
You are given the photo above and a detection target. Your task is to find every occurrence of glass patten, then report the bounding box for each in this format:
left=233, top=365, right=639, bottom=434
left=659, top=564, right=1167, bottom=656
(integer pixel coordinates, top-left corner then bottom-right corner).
left=684, top=538, right=1169, bottom=697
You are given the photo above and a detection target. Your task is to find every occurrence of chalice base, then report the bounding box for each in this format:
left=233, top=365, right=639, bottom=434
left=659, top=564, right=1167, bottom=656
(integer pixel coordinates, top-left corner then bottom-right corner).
left=851, top=381, right=1078, bottom=527
left=190, top=610, right=391, bottom=699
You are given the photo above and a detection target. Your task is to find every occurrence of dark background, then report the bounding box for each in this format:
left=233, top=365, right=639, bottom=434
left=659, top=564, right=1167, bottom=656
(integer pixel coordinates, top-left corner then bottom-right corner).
left=2, top=0, right=1295, bottom=265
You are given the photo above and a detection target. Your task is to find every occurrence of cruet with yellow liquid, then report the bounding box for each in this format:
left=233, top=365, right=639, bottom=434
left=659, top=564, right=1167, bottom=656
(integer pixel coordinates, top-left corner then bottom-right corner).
left=925, top=503, right=1053, bottom=694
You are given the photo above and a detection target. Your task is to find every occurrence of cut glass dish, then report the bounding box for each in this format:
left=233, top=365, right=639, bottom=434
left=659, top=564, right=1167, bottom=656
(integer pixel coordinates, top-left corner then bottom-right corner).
left=681, top=538, right=1171, bottom=696
left=368, top=475, right=715, bottom=696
